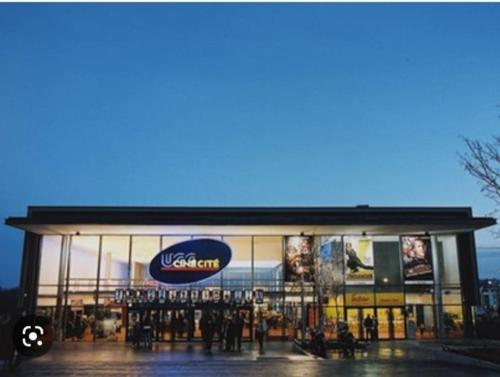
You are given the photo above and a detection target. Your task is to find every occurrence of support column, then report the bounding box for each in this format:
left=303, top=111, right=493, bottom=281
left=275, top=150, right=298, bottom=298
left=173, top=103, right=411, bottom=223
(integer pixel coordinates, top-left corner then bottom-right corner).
left=17, top=232, right=42, bottom=315
left=93, top=236, right=103, bottom=342
left=250, top=236, right=255, bottom=342
left=431, top=235, right=445, bottom=338
left=457, top=232, right=480, bottom=338
left=55, top=235, right=70, bottom=341
left=61, top=236, right=72, bottom=341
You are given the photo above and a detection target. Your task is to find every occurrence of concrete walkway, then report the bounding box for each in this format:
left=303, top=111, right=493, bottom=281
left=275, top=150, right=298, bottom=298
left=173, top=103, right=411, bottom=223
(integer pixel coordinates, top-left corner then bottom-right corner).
left=3, top=340, right=498, bottom=377
left=26, top=340, right=312, bottom=363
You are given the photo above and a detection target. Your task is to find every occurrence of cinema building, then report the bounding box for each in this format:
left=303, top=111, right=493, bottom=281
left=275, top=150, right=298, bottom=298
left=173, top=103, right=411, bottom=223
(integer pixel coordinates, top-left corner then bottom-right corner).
left=5, top=206, right=495, bottom=343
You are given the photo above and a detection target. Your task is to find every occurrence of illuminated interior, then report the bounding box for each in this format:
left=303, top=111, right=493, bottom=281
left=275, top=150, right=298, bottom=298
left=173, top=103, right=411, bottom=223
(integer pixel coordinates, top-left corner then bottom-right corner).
left=35, top=228, right=466, bottom=343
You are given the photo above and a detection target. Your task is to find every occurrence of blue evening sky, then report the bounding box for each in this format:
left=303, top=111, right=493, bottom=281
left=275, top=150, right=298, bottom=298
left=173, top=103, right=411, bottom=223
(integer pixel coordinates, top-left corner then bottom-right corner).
left=1, top=4, right=500, bottom=287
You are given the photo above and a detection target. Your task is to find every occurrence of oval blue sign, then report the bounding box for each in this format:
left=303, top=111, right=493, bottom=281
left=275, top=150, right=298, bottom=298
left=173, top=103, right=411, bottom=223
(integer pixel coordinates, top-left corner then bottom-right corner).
left=149, top=238, right=232, bottom=284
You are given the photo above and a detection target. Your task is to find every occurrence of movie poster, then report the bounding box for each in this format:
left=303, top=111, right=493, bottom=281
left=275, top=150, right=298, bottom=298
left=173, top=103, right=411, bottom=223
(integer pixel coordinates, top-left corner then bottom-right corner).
left=318, top=236, right=344, bottom=289
left=284, top=236, right=314, bottom=282
left=344, top=236, right=374, bottom=284
left=401, top=236, right=434, bottom=283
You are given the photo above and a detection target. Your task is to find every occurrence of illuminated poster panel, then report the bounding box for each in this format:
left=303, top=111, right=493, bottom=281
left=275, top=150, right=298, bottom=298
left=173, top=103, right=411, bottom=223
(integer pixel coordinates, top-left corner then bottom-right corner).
left=318, top=236, right=344, bottom=288
left=344, top=236, right=374, bottom=285
left=401, top=236, right=434, bottom=283
left=284, top=236, right=314, bottom=282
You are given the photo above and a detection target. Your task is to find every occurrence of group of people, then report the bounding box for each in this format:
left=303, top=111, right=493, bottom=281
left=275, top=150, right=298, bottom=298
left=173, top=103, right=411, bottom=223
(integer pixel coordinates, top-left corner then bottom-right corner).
left=165, top=312, right=187, bottom=340
left=129, top=309, right=269, bottom=354
left=65, top=314, right=90, bottom=341
left=131, top=312, right=155, bottom=349
left=202, top=310, right=268, bottom=353
left=336, top=321, right=357, bottom=357
left=138, top=311, right=188, bottom=344
left=200, top=310, right=246, bottom=352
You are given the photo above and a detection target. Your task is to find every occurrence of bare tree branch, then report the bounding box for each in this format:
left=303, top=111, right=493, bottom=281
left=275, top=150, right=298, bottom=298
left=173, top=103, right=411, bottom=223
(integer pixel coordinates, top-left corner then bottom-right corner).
left=459, top=134, right=500, bottom=236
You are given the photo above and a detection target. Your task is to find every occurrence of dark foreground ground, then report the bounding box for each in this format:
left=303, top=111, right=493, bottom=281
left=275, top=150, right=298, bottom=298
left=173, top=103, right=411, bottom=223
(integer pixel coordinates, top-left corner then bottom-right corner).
left=2, top=340, right=498, bottom=377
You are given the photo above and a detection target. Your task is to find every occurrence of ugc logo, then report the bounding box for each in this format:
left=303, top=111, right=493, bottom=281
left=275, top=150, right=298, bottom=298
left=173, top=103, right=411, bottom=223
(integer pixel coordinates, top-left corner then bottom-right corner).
left=149, top=239, right=232, bottom=284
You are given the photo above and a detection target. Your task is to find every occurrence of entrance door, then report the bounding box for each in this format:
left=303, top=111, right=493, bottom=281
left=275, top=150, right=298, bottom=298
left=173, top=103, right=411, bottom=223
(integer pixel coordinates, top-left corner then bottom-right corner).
left=346, top=308, right=374, bottom=340
left=376, top=307, right=406, bottom=339
left=165, top=309, right=189, bottom=341
left=126, top=308, right=140, bottom=342
left=406, top=305, right=434, bottom=339
left=191, top=309, right=203, bottom=340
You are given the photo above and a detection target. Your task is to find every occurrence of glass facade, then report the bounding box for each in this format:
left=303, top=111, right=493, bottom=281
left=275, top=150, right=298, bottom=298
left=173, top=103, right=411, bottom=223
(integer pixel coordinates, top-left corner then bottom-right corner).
left=36, top=231, right=466, bottom=342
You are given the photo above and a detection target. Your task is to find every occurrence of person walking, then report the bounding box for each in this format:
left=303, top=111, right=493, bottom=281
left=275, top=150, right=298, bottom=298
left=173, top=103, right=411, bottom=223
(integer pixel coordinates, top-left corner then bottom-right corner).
left=255, top=312, right=267, bottom=353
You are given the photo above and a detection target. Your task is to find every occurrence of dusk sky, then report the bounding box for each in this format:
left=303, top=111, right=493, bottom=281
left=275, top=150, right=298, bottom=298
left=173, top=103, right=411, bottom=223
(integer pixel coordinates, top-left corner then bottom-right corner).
left=1, top=4, right=500, bottom=287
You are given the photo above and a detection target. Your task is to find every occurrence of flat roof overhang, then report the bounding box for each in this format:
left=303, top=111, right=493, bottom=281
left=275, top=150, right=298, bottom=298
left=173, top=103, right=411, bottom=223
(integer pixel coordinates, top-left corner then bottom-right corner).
left=4, top=206, right=496, bottom=236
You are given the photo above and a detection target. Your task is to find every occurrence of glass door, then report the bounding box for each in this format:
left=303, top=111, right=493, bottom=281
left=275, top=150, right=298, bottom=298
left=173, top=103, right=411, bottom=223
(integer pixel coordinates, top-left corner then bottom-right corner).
left=175, top=309, right=188, bottom=340
left=346, top=308, right=361, bottom=339
left=126, top=308, right=141, bottom=342
left=238, top=308, right=252, bottom=340
left=392, top=307, right=406, bottom=339
left=360, top=308, right=375, bottom=340
left=406, top=304, right=434, bottom=339
left=347, top=308, right=375, bottom=340
left=164, top=309, right=178, bottom=341
left=192, top=309, right=203, bottom=340
left=376, top=308, right=390, bottom=339
left=376, top=307, right=406, bottom=339
left=156, top=309, right=170, bottom=341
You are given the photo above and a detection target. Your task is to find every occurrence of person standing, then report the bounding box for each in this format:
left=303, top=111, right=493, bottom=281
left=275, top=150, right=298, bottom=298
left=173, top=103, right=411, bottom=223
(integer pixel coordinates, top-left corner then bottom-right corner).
left=170, top=311, right=177, bottom=341
left=177, top=313, right=185, bottom=339
left=363, top=314, right=373, bottom=341
left=235, top=312, right=244, bottom=352
left=142, top=313, right=153, bottom=349
left=224, top=315, right=235, bottom=351
left=388, top=310, right=395, bottom=339
left=221, top=316, right=228, bottom=349
left=74, top=315, right=83, bottom=341
left=200, top=310, right=210, bottom=351
left=215, top=311, right=223, bottom=343
left=419, top=322, right=425, bottom=338
left=131, top=314, right=140, bottom=348
left=205, top=313, right=215, bottom=352
left=159, top=317, right=167, bottom=341
left=255, top=312, right=267, bottom=353
left=372, top=315, right=379, bottom=341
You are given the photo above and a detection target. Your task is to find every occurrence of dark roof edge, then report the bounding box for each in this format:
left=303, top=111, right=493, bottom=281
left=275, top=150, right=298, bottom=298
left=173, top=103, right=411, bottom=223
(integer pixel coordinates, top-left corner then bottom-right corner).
left=5, top=205, right=496, bottom=230
left=21, top=205, right=478, bottom=218
left=25, top=205, right=475, bottom=211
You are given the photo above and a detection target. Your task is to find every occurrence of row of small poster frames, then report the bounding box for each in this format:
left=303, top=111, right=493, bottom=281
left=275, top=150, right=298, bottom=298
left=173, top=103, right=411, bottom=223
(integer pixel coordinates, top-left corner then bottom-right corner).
left=114, top=288, right=265, bottom=305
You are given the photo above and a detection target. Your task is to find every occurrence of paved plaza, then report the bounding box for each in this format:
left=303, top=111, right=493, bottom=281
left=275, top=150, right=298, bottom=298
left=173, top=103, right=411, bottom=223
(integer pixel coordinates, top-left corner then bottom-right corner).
left=2, top=340, right=499, bottom=377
